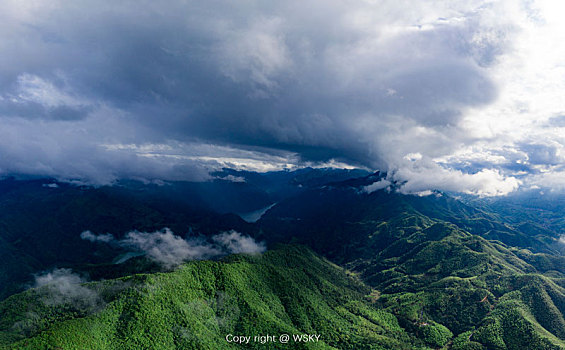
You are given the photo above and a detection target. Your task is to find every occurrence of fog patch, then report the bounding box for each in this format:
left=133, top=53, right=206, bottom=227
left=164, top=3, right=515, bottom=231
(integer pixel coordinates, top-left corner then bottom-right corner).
left=121, top=229, right=222, bottom=268
left=219, top=175, right=246, bottom=183
left=85, top=228, right=268, bottom=268
left=177, top=291, right=240, bottom=342
left=11, top=270, right=134, bottom=337
left=33, top=268, right=102, bottom=310
left=212, top=230, right=266, bottom=254
left=42, top=183, right=58, bottom=188
left=80, top=230, right=115, bottom=243
left=361, top=179, right=392, bottom=194
left=112, top=251, right=146, bottom=264
left=412, top=190, right=435, bottom=197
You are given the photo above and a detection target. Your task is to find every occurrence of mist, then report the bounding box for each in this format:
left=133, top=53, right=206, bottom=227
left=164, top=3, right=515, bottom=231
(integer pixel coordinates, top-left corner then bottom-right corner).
left=81, top=228, right=267, bottom=268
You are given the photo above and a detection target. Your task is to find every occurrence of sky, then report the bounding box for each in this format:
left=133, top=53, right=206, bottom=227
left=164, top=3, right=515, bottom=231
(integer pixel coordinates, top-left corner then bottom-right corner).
left=1, top=0, right=564, bottom=196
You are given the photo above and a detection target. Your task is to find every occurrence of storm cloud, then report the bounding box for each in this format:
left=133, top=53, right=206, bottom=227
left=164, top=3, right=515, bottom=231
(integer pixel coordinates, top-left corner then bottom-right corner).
left=1, top=1, right=563, bottom=194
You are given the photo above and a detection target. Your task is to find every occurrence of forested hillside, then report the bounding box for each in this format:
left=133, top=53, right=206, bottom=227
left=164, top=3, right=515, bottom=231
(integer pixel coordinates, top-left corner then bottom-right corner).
left=2, top=173, right=565, bottom=349
left=0, top=245, right=429, bottom=349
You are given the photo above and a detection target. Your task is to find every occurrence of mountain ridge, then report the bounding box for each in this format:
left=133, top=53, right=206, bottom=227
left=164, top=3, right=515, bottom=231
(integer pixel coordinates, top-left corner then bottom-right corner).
left=1, top=170, right=565, bottom=349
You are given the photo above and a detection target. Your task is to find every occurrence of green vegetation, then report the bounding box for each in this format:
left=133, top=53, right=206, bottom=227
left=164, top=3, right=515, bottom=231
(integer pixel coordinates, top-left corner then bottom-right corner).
left=259, top=183, right=565, bottom=349
left=357, top=219, right=565, bottom=349
left=419, top=321, right=452, bottom=347
left=0, top=245, right=431, bottom=349
left=3, top=174, right=565, bottom=349
left=0, top=177, right=256, bottom=300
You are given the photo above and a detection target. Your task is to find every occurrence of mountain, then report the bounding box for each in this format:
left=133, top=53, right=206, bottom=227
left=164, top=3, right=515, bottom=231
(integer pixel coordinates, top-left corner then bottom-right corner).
left=2, top=170, right=565, bottom=349
left=0, top=168, right=369, bottom=300
left=466, top=190, right=565, bottom=247
left=0, top=245, right=431, bottom=349
left=257, top=174, right=561, bottom=260
left=255, top=174, right=565, bottom=349
left=0, top=177, right=255, bottom=300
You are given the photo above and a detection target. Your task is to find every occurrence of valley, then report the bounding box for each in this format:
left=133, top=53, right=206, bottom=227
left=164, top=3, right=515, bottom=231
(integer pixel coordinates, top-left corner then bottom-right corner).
left=1, top=170, right=564, bottom=349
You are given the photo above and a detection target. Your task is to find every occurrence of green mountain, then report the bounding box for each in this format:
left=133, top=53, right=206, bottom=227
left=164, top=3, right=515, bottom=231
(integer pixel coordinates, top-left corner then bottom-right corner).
left=0, top=177, right=255, bottom=300
left=2, top=172, right=565, bottom=349
left=0, top=245, right=430, bottom=349
left=254, top=178, right=565, bottom=349
left=257, top=179, right=560, bottom=259
left=0, top=169, right=370, bottom=300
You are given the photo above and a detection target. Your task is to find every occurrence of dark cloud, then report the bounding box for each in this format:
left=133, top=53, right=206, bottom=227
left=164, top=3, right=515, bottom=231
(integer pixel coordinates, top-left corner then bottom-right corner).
left=0, top=100, right=91, bottom=121
left=0, top=1, right=523, bottom=192
left=520, top=143, right=562, bottom=166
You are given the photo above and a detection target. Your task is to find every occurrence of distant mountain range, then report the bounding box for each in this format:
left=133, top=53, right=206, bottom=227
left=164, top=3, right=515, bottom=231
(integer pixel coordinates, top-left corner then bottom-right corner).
left=1, top=169, right=565, bottom=349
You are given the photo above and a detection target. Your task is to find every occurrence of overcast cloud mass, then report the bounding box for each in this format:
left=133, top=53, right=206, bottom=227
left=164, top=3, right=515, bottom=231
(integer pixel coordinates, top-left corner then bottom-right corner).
left=1, top=0, right=564, bottom=195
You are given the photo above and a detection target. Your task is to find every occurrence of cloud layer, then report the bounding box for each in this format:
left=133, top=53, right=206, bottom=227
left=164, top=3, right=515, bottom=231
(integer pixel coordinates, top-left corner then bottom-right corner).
left=1, top=1, right=564, bottom=194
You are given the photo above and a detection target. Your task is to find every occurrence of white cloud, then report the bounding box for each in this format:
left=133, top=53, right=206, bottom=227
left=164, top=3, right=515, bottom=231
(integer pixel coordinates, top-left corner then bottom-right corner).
left=83, top=228, right=267, bottom=268
left=33, top=268, right=101, bottom=309
left=525, top=170, right=565, bottom=192
left=80, top=230, right=114, bottom=243
left=212, top=230, right=266, bottom=254
left=14, top=74, right=84, bottom=108
left=440, top=0, right=565, bottom=189
left=218, top=175, right=246, bottom=183
left=362, top=179, right=392, bottom=194
left=120, top=229, right=221, bottom=268
left=392, top=157, right=520, bottom=196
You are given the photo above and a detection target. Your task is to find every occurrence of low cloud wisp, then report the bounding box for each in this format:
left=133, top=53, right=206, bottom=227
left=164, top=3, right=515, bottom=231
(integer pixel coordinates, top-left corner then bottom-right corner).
left=80, top=230, right=114, bottom=243
left=81, top=229, right=266, bottom=268
left=211, top=231, right=267, bottom=255
left=120, top=229, right=222, bottom=268
left=32, top=268, right=102, bottom=310
left=362, top=179, right=392, bottom=194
